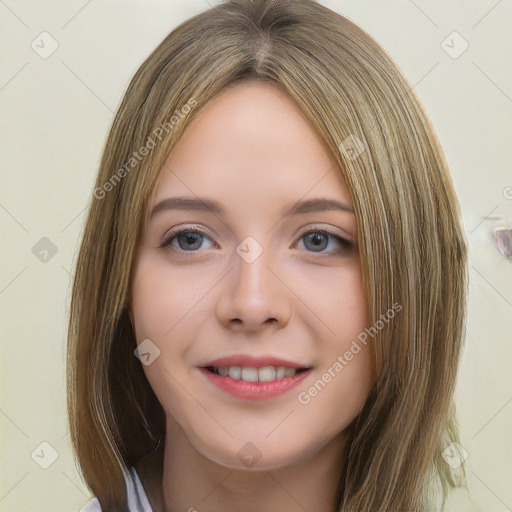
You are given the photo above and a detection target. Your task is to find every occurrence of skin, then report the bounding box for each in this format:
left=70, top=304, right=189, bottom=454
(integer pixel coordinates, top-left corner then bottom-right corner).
left=130, top=80, right=373, bottom=512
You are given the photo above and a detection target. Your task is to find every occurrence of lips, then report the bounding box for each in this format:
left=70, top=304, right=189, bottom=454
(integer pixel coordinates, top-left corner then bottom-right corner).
left=199, top=355, right=312, bottom=400
left=203, top=355, right=309, bottom=369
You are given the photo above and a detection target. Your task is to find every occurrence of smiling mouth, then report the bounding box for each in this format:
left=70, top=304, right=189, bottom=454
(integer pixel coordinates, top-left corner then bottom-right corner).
left=203, top=365, right=310, bottom=383
left=200, top=365, right=312, bottom=400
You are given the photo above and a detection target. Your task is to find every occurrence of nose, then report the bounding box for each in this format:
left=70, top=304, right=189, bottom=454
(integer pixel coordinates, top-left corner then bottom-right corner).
left=215, top=242, right=293, bottom=333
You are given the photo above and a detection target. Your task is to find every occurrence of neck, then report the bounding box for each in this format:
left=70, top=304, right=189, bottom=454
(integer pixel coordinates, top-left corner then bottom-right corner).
left=137, top=417, right=348, bottom=512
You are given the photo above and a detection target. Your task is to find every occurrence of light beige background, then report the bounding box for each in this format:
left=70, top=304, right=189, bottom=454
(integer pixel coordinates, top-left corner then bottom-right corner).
left=1, top=1, right=511, bottom=511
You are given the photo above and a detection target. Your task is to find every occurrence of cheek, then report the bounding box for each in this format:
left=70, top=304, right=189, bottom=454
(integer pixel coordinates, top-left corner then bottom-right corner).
left=307, top=261, right=369, bottom=341
left=130, top=256, right=208, bottom=393
left=130, top=259, right=195, bottom=421
left=297, top=263, right=372, bottom=418
left=130, top=257, right=201, bottom=341
left=296, top=346, right=372, bottom=446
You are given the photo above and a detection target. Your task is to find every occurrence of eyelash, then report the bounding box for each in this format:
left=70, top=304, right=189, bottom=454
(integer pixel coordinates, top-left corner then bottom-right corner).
left=159, top=226, right=353, bottom=256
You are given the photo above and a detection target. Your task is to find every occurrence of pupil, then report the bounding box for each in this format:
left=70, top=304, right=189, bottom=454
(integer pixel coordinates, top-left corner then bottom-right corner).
left=306, top=233, right=327, bottom=252
left=179, top=233, right=202, bottom=251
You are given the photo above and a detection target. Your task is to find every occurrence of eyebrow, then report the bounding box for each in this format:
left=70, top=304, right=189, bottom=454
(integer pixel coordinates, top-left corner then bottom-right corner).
left=149, top=196, right=355, bottom=220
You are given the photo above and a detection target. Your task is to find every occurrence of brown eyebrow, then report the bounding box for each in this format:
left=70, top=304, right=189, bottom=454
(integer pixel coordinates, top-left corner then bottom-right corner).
left=149, top=196, right=355, bottom=220
left=283, top=198, right=355, bottom=216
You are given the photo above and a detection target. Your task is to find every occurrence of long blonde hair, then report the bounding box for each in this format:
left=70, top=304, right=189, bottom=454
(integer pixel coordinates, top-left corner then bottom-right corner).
left=66, top=1, right=469, bottom=510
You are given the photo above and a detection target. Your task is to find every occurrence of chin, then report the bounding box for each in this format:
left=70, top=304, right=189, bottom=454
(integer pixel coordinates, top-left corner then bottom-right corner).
left=194, top=434, right=320, bottom=472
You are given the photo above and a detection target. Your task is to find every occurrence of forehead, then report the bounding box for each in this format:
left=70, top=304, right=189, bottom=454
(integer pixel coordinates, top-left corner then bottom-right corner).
left=152, top=81, right=352, bottom=208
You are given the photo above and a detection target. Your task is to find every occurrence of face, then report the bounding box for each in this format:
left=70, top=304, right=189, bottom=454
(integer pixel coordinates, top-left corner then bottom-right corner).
left=130, top=81, right=373, bottom=471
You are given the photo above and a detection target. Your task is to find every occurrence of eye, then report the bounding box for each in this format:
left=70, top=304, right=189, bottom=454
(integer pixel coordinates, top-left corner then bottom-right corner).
left=160, top=227, right=216, bottom=252
left=159, top=226, right=354, bottom=255
left=295, top=227, right=354, bottom=255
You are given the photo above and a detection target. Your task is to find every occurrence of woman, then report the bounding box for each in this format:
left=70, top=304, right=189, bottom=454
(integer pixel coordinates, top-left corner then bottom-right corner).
left=68, top=0, right=469, bottom=510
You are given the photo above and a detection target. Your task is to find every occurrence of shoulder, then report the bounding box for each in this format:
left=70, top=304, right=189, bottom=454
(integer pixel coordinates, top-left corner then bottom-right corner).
left=77, top=466, right=153, bottom=512
left=78, top=497, right=101, bottom=512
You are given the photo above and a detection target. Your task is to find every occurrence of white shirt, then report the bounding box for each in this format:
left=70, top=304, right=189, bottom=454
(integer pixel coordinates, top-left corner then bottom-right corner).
left=78, top=466, right=153, bottom=512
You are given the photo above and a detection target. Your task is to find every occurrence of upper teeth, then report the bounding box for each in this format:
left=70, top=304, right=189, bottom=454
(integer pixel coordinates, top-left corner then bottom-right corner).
left=215, top=366, right=299, bottom=382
